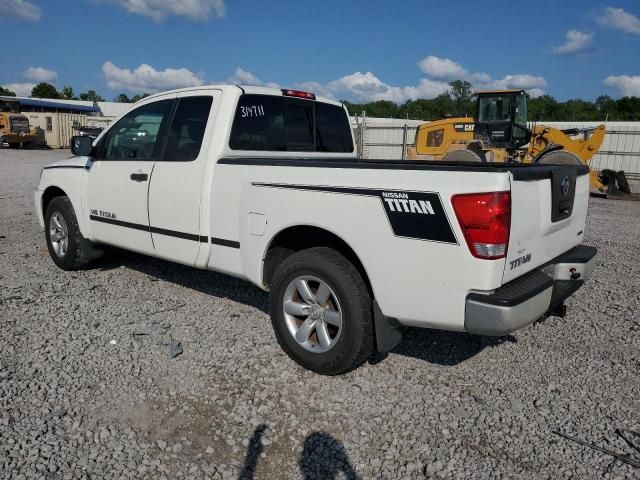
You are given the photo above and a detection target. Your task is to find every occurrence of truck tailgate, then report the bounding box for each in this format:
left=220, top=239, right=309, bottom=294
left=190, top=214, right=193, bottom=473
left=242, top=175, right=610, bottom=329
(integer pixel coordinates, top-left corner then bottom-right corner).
left=503, top=164, right=590, bottom=284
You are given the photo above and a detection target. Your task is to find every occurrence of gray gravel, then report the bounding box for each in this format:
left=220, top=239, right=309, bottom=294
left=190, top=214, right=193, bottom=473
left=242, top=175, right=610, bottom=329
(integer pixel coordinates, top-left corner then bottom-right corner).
left=1, top=148, right=639, bottom=479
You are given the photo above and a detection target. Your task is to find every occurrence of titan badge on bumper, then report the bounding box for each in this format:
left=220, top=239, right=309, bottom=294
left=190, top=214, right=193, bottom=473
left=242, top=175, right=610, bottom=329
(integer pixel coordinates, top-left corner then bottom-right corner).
left=465, top=245, right=597, bottom=336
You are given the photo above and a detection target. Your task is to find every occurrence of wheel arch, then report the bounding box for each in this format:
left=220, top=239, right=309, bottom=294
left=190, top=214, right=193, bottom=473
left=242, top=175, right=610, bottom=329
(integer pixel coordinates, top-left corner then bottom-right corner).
left=262, top=225, right=374, bottom=297
left=42, top=185, right=68, bottom=216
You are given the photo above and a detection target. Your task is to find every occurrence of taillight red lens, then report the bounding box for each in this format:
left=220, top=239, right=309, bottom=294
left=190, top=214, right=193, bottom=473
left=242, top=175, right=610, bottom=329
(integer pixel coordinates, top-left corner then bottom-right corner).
left=451, top=191, right=511, bottom=260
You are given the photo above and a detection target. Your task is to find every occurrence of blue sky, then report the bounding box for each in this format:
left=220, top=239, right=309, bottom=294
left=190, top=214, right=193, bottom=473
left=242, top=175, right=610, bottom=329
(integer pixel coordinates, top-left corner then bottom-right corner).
left=1, top=0, right=639, bottom=102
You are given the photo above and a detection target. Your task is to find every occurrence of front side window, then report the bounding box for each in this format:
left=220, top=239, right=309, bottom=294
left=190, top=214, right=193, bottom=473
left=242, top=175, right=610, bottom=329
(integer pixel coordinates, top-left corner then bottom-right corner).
left=514, top=94, right=527, bottom=126
left=163, top=96, right=213, bottom=162
left=99, top=100, right=172, bottom=160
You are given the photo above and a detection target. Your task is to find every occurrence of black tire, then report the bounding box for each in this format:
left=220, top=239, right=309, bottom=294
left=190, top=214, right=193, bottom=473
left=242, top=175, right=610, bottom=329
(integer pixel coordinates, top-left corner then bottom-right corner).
left=44, top=196, right=93, bottom=270
left=269, top=247, right=374, bottom=375
left=536, top=150, right=582, bottom=165
left=442, top=148, right=484, bottom=162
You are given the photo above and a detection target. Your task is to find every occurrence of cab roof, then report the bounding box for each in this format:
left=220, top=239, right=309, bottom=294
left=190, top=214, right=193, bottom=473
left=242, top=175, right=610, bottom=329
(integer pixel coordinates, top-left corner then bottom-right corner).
left=475, top=89, right=526, bottom=95
left=141, top=84, right=343, bottom=108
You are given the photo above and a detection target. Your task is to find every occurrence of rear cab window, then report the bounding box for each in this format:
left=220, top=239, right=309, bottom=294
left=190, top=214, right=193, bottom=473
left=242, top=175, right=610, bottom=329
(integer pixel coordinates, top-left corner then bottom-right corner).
left=229, top=94, right=353, bottom=153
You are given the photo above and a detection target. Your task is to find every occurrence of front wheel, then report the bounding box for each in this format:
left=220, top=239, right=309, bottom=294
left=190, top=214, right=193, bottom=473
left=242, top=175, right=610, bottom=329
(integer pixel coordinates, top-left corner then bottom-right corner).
left=269, top=247, right=374, bottom=375
left=45, top=196, right=94, bottom=270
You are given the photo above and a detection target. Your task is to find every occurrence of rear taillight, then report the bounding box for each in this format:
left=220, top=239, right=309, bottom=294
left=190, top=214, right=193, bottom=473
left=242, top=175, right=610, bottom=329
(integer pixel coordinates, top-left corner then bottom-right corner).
left=451, top=191, right=511, bottom=260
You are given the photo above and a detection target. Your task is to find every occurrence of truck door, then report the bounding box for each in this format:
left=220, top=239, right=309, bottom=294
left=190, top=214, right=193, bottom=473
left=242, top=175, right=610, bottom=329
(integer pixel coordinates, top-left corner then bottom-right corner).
left=147, top=91, right=218, bottom=265
left=84, top=98, right=174, bottom=254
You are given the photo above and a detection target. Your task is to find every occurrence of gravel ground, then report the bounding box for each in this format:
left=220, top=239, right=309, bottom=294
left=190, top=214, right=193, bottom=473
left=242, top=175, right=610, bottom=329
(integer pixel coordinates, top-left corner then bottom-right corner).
left=1, top=149, right=639, bottom=480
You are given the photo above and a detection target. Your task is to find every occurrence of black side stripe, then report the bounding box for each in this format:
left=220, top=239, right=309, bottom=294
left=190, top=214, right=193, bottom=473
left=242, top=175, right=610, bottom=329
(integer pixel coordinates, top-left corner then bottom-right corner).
left=211, top=237, right=241, bottom=249
left=89, top=215, right=239, bottom=247
left=43, top=165, right=86, bottom=170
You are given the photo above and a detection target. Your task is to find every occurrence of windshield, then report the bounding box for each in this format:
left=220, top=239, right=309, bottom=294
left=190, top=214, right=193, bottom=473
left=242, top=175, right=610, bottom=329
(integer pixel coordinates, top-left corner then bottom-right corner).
left=478, top=95, right=512, bottom=122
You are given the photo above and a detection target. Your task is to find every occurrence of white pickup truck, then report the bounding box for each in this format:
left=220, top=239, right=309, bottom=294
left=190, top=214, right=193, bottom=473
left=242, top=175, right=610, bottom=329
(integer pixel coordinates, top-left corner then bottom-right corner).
left=34, top=85, right=597, bottom=375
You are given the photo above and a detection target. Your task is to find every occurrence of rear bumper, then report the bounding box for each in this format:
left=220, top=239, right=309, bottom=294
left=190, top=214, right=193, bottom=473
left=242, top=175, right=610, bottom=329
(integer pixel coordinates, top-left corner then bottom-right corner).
left=464, top=245, right=597, bottom=336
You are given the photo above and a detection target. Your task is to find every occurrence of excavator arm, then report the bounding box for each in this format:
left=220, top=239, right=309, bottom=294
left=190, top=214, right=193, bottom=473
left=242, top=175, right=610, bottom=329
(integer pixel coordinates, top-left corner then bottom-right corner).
left=526, top=124, right=607, bottom=192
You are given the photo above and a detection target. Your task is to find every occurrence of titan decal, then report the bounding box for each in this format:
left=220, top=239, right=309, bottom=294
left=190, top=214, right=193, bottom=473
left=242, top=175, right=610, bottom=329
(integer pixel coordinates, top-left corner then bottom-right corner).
left=253, top=183, right=458, bottom=244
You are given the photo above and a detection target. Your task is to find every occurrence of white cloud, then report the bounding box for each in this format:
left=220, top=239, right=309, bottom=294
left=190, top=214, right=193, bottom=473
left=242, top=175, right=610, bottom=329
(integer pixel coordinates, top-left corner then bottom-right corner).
left=414, top=55, right=547, bottom=97
left=485, top=74, right=547, bottom=91
left=553, top=30, right=594, bottom=55
left=24, top=66, right=58, bottom=83
left=603, top=75, right=640, bottom=96
left=323, top=72, right=449, bottom=103
left=418, top=56, right=468, bottom=80
left=0, top=0, right=41, bottom=21
left=1, top=82, right=35, bottom=96
left=227, top=67, right=279, bottom=88
left=102, top=61, right=204, bottom=93
left=231, top=59, right=547, bottom=103
left=103, top=0, right=225, bottom=22
left=598, top=7, right=640, bottom=35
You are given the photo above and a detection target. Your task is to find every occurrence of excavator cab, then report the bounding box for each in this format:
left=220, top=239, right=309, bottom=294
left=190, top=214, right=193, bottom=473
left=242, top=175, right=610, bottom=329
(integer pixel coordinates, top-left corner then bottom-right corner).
left=474, top=90, right=530, bottom=150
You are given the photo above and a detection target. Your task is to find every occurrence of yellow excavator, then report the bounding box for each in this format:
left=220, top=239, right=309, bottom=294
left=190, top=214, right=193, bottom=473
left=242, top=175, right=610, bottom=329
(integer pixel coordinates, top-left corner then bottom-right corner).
left=407, top=89, right=607, bottom=192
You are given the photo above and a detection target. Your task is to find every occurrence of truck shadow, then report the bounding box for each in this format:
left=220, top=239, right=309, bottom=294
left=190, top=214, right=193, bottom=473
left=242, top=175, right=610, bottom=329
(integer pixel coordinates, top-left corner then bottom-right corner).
left=238, top=424, right=359, bottom=480
left=389, top=327, right=516, bottom=366
left=95, top=249, right=513, bottom=367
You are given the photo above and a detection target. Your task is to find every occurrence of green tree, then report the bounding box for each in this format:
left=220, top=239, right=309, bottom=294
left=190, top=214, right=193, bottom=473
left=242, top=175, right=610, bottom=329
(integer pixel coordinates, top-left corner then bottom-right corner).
left=130, top=93, right=150, bottom=103
left=0, top=86, right=16, bottom=96
left=115, top=93, right=131, bottom=103
left=595, top=95, right=617, bottom=120
left=616, top=96, right=640, bottom=121
left=61, top=85, right=76, bottom=100
left=79, top=90, right=105, bottom=102
left=448, top=80, right=474, bottom=117
left=31, top=82, right=60, bottom=99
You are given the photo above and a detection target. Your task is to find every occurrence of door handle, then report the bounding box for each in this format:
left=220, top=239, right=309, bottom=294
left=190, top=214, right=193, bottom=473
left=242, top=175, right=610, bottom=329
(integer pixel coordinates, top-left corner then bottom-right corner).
left=130, top=172, right=148, bottom=182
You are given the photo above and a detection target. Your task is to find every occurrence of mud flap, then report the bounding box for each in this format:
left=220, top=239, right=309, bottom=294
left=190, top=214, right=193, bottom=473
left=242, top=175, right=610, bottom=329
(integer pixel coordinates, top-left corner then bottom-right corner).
left=373, top=300, right=403, bottom=353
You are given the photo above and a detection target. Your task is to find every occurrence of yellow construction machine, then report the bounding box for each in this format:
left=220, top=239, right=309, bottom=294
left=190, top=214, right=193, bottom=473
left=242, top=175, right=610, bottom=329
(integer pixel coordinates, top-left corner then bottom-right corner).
left=0, top=98, right=38, bottom=148
left=407, top=89, right=607, bottom=192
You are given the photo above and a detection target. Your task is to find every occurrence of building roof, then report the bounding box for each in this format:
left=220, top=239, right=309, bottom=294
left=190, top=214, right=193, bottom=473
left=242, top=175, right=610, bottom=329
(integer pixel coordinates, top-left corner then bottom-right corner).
left=0, top=96, right=98, bottom=112
left=0, top=96, right=132, bottom=117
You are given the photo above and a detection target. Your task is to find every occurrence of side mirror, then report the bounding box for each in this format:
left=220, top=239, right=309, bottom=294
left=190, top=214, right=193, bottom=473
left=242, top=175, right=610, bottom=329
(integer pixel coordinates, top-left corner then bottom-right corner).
left=71, top=135, right=93, bottom=157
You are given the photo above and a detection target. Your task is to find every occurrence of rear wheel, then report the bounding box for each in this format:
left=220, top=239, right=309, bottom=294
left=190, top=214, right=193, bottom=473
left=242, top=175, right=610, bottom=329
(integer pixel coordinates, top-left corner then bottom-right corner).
left=269, top=247, right=374, bottom=375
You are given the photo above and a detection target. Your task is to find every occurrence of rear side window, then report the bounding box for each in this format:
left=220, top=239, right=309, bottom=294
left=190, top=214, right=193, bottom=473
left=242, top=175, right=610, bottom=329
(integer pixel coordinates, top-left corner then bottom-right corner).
left=315, top=103, right=353, bottom=153
left=163, top=96, right=213, bottom=162
left=229, top=94, right=352, bottom=152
